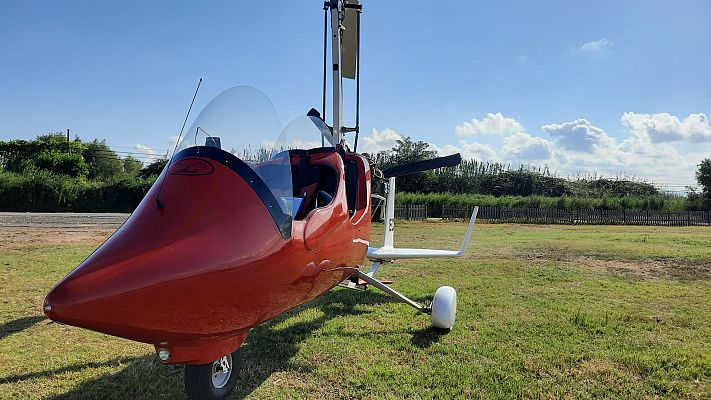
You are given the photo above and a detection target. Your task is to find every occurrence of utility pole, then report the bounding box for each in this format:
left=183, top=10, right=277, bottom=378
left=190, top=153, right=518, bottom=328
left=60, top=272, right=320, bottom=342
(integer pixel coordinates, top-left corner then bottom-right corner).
left=67, top=129, right=71, bottom=155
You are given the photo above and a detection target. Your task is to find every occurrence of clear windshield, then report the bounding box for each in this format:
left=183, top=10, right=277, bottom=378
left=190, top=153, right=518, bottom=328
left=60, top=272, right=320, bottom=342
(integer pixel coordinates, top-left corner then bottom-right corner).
left=173, top=86, right=292, bottom=214
left=278, top=115, right=336, bottom=151
left=171, top=86, right=336, bottom=219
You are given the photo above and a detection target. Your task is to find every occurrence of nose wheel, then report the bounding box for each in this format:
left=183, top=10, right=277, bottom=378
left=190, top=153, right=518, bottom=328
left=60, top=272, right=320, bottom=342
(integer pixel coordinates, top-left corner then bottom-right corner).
left=184, top=348, right=243, bottom=400
left=430, top=286, right=457, bottom=330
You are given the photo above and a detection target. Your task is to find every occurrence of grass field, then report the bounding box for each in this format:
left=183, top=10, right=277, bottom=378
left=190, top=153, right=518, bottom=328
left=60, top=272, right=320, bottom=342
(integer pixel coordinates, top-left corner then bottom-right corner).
left=1, top=222, right=710, bottom=399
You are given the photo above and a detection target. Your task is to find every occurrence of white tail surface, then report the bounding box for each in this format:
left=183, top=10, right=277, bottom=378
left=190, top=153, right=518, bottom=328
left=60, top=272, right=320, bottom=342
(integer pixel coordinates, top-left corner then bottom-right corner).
left=382, top=177, right=396, bottom=249
left=368, top=176, right=478, bottom=261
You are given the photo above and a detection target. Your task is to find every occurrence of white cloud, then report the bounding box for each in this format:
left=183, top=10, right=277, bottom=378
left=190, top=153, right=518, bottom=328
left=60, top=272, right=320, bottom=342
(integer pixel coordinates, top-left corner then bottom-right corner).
left=134, top=144, right=156, bottom=155
left=435, top=141, right=499, bottom=162
left=621, top=112, right=711, bottom=143
left=517, top=55, right=527, bottom=63
left=459, top=142, right=499, bottom=161
left=359, top=128, right=402, bottom=154
left=541, top=119, right=616, bottom=153
left=456, top=112, right=525, bottom=136
left=503, top=132, right=555, bottom=160
left=578, top=38, right=614, bottom=53
left=133, top=144, right=158, bottom=163
left=367, top=111, right=702, bottom=184
left=429, top=143, right=461, bottom=157
left=134, top=136, right=180, bottom=162
left=167, top=136, right=180, bottom=155
left=536, top=114, right=705, bottom=183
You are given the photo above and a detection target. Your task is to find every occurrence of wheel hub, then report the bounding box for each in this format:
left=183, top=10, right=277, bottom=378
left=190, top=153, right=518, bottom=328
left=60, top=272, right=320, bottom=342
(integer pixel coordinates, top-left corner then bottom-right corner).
left=211, top=355, right=232, bottom=389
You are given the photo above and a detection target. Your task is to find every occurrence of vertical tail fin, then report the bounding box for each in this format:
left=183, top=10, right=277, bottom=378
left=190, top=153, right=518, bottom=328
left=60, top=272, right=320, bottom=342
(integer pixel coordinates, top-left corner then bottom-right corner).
left=383, top=177, right=396, bottom=249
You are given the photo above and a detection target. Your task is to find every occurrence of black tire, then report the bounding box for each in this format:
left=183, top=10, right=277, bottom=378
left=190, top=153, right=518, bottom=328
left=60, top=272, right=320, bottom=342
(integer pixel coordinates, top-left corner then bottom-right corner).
left=184, top=348, right=243, bottom=400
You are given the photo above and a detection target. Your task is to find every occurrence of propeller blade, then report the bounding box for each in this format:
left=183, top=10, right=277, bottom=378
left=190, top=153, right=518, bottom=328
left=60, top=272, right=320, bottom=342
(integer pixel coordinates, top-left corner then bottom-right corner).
left=382, top=153, right=462, bottom=178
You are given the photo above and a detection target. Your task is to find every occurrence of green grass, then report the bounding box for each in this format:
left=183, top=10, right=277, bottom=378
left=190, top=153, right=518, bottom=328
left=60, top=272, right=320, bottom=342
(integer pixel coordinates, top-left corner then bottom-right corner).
left=1, top=222, right=710, bottom=399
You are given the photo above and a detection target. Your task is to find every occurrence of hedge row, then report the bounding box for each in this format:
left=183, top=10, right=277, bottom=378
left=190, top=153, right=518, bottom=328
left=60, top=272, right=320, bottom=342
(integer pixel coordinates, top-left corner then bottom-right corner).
left=0, top=171, right=152, bottom=212
left=0, top=171, right=702, bottom=213
left=395, top=192, right=700, bottom=214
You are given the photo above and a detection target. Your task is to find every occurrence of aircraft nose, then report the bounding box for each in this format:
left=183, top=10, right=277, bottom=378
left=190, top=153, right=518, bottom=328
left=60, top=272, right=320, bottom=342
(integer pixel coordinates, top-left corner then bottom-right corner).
left=41, top=154, right=290, bottom=343
left=42, top=299, right=52, bottom=317
left=43, top=271, right=94, bottom=324
left=43, top=291, right=64, bottom=322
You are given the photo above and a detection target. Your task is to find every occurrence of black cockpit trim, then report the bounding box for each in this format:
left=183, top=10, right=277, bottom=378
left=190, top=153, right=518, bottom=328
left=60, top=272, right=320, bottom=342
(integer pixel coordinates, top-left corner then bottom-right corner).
left=172, top=146, right=292, bottom=239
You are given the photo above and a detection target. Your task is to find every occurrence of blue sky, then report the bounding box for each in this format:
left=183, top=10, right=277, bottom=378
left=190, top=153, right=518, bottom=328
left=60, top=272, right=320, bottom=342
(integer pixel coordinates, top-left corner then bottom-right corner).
left=1, top=1, right=710, bottom=189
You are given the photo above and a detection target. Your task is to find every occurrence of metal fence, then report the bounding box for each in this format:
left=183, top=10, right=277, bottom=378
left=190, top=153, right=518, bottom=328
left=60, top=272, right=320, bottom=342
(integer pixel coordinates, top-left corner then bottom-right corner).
left=441, top=205, right=711, bottom=226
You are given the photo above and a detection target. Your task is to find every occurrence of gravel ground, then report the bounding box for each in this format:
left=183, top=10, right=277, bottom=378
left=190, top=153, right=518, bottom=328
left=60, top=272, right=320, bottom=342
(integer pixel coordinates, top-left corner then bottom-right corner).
left=0, top=212, right=129, bottom=230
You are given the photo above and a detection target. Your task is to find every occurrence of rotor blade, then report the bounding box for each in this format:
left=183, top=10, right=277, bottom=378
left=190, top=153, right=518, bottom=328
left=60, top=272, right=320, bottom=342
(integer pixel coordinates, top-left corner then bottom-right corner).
left=341, top=0, right=360, bottom=79
left=306, top=109, right=335, bottom=146
left=382, top=153, right=462, bottom=178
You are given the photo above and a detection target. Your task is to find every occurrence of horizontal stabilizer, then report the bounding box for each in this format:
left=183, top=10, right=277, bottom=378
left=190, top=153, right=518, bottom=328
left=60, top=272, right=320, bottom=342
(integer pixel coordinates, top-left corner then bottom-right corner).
left=367, top=207, right=478, bottom=261
left=382, top=153, right=462, bottom=178
left=367, top=247, right=464, bottom=260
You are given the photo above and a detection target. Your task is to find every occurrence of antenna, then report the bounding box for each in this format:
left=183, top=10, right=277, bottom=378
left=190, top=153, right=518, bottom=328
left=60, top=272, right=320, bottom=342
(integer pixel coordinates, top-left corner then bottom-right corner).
left=155, top=78, right=203, bottom=209
left=171, top=78, right=203, bottom=159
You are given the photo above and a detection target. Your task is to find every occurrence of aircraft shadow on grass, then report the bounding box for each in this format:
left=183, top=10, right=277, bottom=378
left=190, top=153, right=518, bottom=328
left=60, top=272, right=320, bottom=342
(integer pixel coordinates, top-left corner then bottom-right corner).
left=0, top=315, right=45, bottom=341
left=15, top=288, right=444, bottom=399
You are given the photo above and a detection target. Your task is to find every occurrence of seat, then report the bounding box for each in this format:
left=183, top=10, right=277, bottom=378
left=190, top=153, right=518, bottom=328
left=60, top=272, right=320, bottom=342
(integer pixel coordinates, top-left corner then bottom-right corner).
left=344, top=159, right=358, bottom=216
left=293, top=159, right=320, bottom=220
left=292, top=154, right=338, bottom=220
left=316, top=190, right=333, bottom=207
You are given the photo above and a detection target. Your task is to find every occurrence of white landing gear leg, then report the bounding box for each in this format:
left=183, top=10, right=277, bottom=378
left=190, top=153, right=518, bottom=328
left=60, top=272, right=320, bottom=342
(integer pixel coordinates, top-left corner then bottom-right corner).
left=355, top=271, right=457, bottom=330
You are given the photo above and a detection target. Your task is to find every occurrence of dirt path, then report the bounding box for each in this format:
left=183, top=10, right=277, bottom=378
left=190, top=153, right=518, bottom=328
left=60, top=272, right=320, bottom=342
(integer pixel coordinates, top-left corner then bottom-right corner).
left=0, top=213, right=128, bottom=249
left=0, top=212, right=128, bottom=229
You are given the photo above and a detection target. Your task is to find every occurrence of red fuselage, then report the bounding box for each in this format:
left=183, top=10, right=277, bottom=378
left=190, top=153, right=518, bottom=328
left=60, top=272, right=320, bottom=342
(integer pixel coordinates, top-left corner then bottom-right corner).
left=44, top=147, right=371, bottom=364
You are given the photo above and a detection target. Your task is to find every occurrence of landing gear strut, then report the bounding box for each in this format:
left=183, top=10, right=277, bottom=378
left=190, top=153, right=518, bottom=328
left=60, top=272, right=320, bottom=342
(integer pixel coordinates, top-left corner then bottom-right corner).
left=354, top=270, right=458, bottom=330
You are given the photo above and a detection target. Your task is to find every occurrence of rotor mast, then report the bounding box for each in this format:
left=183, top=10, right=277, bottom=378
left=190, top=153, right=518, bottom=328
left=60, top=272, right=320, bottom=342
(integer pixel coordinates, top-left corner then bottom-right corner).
left=327, top=0, right=361, bottom=148
left=329, top=0, right=344, bottom=145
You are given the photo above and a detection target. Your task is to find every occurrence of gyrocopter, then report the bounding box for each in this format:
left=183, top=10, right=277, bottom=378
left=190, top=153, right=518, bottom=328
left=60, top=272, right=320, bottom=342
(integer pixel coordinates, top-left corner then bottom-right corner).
left=43, top=1, right=478, bottom=399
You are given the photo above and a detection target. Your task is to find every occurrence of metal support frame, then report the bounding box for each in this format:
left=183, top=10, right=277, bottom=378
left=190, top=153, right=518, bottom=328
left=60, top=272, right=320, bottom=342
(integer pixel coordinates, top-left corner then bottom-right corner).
left=338, top=277, right=367, bottom=291
left=365, top=260, right=382, bottom=277
left=356, top=270, right=430, bottom=314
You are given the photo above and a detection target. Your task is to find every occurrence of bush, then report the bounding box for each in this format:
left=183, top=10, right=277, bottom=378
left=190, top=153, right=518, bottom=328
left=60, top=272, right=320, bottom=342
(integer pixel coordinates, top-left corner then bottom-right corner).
left=697, top=158, right=711, bottom=208
left=0, top=170, right=79, bottom=211
left=34, top=151, right=89, bottom=178
left=140, top=159, right=168, bottom=179
left=395, top=192, right=690, bottom=216
left=0, top=171, right=153, bottom=212
left=83, top=139, right=124, bottom=180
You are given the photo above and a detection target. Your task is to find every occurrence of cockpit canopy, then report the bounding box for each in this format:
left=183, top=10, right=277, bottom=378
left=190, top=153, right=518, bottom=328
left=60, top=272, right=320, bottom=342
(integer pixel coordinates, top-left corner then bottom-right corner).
left=172, top=86, right=336, bottom=219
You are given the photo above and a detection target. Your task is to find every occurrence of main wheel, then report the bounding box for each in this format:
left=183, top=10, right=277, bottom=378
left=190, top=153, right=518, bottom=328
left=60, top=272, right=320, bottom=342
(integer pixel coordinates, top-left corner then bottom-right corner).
left=430, top=286, right=457, bottom=330
left=184, top=348, right=243, bottom=400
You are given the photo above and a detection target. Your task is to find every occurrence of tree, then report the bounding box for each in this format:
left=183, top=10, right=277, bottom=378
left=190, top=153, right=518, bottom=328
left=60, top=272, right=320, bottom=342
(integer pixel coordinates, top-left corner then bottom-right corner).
left=123, top=156, right=143, bottom=176
left=380, top=137, right=438, bottom=193
left=83, top=139, right=123, bottom=180
left=139, top=158, right=168, bottom=179
left=696, top=158, right=711, bottom=208
left=390, top=137, right=437, bottom=166
left=34, top=151, right=89, bottom=178
left=0, top=133, right=86, bottom=173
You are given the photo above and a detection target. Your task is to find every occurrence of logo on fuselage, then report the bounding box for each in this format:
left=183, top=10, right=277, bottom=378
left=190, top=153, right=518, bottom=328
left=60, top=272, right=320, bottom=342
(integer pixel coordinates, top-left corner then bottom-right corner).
left=168, top=158, right=215, bottom=175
